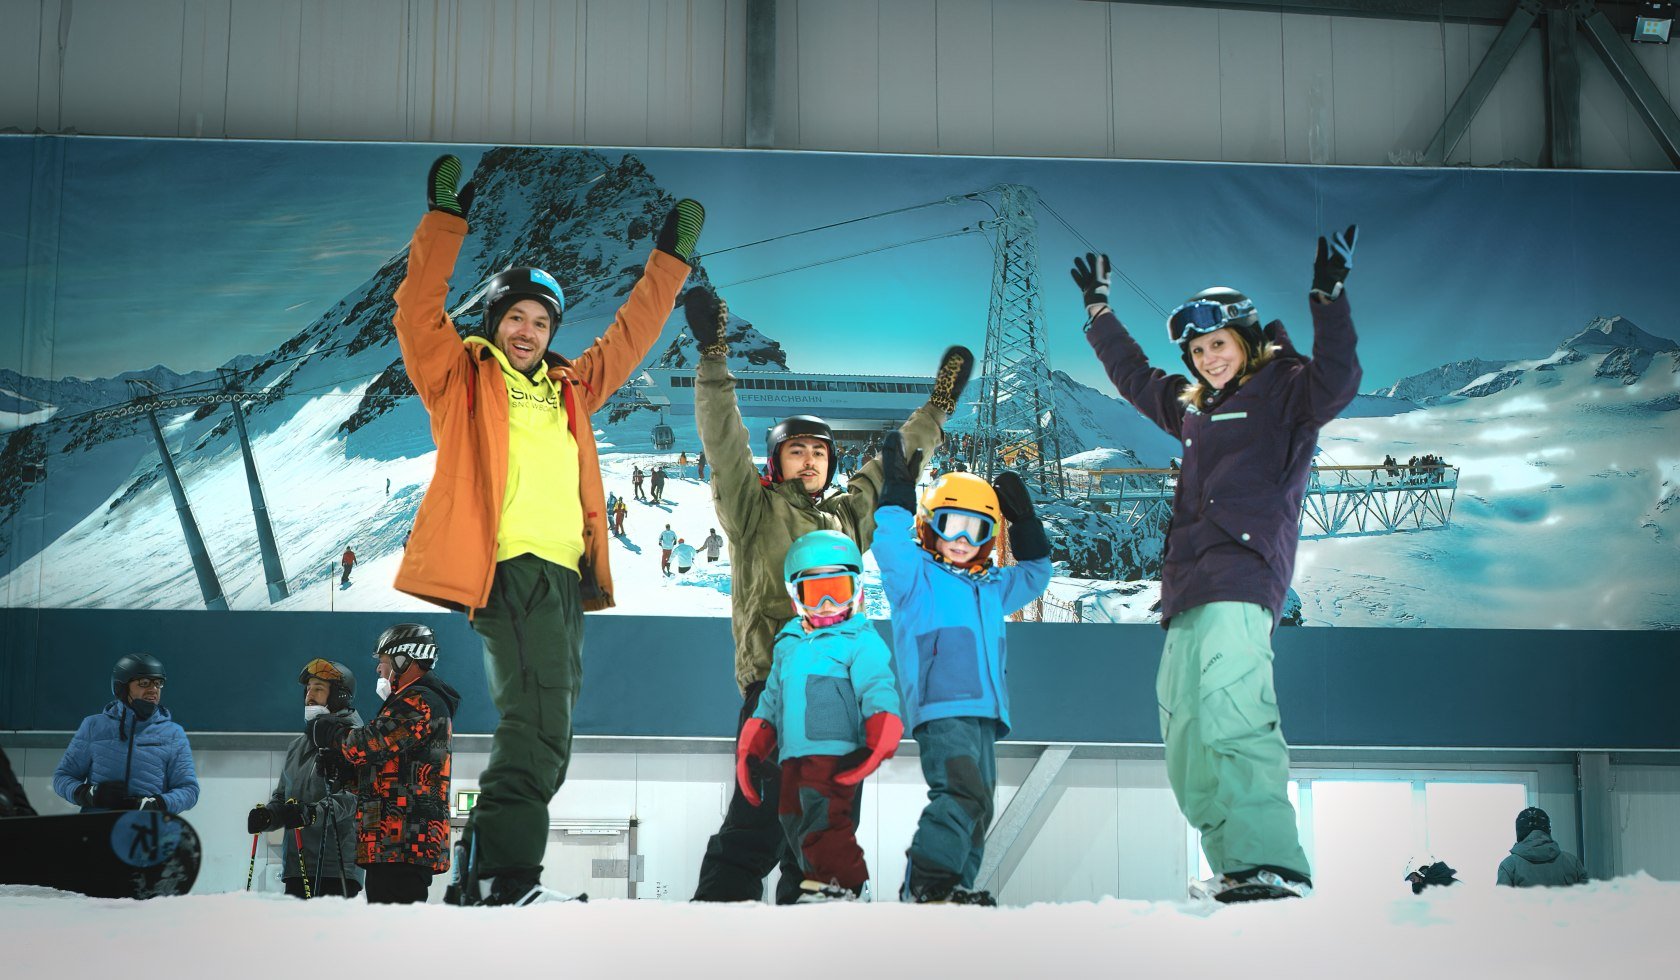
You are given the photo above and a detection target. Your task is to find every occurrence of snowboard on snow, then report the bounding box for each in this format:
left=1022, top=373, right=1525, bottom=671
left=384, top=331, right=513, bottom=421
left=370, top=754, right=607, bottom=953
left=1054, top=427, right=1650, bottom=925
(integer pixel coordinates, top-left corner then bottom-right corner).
left=0, top=811, right=201, bottom=899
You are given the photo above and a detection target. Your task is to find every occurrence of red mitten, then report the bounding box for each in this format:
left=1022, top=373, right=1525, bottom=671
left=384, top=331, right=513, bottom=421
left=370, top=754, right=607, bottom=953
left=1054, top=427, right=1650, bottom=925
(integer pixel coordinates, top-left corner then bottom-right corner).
left=835, top=713, right=905, bottom=785
left=735, top=717, right=777, bottom=807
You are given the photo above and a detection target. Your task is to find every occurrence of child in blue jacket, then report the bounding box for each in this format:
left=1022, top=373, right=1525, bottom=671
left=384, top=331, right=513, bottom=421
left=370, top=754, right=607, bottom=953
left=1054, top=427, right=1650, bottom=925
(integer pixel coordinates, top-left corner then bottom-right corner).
left=735, top=530, right=903, bottom=902
left=873, top=433, right=1052, bottom=905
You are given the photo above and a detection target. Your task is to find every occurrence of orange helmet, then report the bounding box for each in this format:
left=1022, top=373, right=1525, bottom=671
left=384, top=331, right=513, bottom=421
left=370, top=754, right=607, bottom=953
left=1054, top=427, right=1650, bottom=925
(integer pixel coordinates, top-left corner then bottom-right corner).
left=915, top=472, right=1001, bottom=567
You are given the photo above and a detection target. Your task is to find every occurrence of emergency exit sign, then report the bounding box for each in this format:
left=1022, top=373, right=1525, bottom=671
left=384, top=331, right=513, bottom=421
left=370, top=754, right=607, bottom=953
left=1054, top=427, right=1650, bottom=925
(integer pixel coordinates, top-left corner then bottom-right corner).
left=455, top=791, right=480, bottom=814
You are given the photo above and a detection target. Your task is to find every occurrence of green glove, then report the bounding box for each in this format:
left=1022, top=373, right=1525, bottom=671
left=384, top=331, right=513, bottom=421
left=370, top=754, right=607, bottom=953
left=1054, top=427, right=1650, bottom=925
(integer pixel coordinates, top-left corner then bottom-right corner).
left=656, top=199, right=706, bottom=262
left=427, top=154, right=475, bottom=216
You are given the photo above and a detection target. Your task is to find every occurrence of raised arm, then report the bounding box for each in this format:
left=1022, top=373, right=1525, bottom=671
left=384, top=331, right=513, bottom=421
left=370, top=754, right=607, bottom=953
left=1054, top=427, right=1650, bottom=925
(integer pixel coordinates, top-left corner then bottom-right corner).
left=1297, top=225, right=1363, bottom=424
left=835, top=346, right=969, bottom=537
left=1073, top=254, right=1187, bottom=438
left=691, top=288, right=768, bottom=541
left=392, top=157, right=477, bottom=409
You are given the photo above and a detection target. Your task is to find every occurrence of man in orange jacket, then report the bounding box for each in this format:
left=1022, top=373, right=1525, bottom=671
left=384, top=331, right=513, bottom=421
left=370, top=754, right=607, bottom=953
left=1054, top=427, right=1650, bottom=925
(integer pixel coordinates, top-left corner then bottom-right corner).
left=393, top=154, right=703, bottom=906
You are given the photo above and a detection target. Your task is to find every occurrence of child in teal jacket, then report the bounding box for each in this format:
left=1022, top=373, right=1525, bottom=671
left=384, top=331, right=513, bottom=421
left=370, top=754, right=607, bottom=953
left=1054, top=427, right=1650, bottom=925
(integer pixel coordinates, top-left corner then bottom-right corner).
left=736, top=530, right=903, bottom=902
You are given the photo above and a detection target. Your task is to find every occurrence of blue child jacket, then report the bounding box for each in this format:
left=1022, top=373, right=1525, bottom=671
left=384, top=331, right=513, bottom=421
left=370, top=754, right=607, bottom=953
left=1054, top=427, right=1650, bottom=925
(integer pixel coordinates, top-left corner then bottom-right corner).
left=753, top=612, right=900, bottom=760
left=872, top=505, right=1052, bottom=735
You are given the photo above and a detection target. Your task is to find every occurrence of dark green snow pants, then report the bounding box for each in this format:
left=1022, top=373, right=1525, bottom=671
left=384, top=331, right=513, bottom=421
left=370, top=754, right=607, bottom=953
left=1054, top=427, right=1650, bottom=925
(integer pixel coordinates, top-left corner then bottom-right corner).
left=468, top=554, right=583, bottom=875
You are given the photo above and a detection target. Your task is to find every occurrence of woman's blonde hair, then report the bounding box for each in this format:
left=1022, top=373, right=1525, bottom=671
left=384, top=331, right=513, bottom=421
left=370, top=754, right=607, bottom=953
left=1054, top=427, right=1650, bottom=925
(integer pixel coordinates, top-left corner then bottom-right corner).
left=1178, top=340, right=1279, bottom=412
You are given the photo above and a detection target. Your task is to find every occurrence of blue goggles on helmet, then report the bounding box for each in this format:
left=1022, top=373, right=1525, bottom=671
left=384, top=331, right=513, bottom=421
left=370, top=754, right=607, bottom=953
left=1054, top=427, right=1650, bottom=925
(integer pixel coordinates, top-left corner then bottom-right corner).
left=1166, top=298, right=1256, bottom=346
left=929, top=508, right=995, bottom=547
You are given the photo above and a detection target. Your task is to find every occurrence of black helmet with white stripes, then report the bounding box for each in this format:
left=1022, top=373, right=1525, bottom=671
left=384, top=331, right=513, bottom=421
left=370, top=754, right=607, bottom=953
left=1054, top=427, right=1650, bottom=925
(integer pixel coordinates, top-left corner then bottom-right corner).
left=373, top=623, right=439, bottom=673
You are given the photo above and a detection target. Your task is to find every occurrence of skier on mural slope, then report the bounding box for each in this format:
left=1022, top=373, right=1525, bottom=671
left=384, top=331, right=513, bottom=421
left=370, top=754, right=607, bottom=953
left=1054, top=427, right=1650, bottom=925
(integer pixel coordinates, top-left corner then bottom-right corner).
left=1072, top=226, right=1362, bottom=902
left=682, top=284, right=972, bottom=903
left=390, top=154, right=703, bottom=905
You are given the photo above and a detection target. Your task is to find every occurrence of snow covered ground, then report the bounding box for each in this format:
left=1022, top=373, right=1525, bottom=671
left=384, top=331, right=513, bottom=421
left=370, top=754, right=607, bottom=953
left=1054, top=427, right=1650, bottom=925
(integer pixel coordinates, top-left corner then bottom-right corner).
left=1, top=875, right=1673, bottom=978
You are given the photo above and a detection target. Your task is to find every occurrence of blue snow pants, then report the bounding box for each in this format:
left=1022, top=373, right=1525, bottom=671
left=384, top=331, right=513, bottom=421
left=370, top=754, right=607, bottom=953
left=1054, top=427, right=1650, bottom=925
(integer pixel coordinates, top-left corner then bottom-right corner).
left=904, top=716, right=997, bottom=898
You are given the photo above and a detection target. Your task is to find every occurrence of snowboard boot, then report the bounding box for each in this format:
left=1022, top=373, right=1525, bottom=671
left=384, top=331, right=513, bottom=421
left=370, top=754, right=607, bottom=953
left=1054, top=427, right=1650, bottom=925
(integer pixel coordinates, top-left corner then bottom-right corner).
left=443, top=828, right=478, bottom=906
left=948, top=886, right=998, bottom=907
left=795, top=879, right=860, bottom=903
left=902, top=858, right=962, bottom=904
left=1209, top=867, right=1312, bottom=903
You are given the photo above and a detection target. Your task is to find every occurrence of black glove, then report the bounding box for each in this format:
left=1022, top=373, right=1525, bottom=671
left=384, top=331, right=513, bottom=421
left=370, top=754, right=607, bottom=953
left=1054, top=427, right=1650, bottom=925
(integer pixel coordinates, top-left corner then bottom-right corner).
left=992, top=471, right=1051, bottom=562
left=247, top=803, right=278, bottom=834
left=1070, top=253, right=1111, bottom=308
left=427, top=154, right=475, bottom=217
left=655, top=198, right=706, bottom=263
left=315, top=749, right=351, bottom=787
left=78, top=782, right=129, bottom=809
left=131, top=796, right=163, bottom=812
left=1311, top=224, right=1357, bottom=303
left=683, top=286, right=728, bottom=353
left=877, top=431, right=923, bottom=513
left=306, top=714, right=350, bottom=751
left=929, top=345, right=975, bottom=416
left=278, top=799, right=312, bottom=829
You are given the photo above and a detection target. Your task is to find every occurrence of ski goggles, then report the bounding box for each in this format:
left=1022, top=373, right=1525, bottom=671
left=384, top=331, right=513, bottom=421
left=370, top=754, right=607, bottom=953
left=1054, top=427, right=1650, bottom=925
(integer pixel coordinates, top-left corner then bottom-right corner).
left=300, top=658, right=344, bottom=682
left=786, top=571, right=860, bottom=611
left=928, top=508, right=996, bottom=547
left=1166, top=297, right=1256, bottom=345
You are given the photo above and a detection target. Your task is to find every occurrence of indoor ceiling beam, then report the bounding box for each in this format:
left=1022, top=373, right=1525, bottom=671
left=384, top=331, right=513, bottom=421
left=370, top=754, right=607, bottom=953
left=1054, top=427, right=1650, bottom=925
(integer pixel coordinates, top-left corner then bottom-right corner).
left=1424, top=0, right=1542, bottom=163
left=1575, top=2, right=1680, bottom=167
left=1546, top=3, right=1583, bottom=167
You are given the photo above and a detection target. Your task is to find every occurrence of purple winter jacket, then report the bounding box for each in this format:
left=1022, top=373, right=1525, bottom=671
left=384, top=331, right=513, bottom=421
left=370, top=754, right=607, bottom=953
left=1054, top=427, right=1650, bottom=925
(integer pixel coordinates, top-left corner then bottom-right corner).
left=1084, top=294, right=1361, bottom=627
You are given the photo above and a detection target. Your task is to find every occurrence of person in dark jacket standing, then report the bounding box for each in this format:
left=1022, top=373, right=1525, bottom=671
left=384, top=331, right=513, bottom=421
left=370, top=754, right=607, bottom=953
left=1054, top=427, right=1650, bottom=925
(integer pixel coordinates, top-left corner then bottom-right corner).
left=0, top=746, right=37, bottom=816
left=249, top=659, right=365, bottom=899
left=53, top=654, right=199, bottom=815
left=340, top=547, right=356, bottom=587
left=1072, top=226, right=1362, bottom=903
left=1497, top=806, right=1587, bottom=888
left=390, top=155, right=703, bottom=905
left=683, top=284, right=969, bottom=904
left=310, top=625, right=460, bottom=905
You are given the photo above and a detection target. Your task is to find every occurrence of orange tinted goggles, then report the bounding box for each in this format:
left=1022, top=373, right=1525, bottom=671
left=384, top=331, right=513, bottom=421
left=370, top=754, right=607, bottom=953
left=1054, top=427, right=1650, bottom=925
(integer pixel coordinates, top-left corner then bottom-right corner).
left=790, top=572, right=859, bottom=610
left=302, top=658, right=344, bottom=682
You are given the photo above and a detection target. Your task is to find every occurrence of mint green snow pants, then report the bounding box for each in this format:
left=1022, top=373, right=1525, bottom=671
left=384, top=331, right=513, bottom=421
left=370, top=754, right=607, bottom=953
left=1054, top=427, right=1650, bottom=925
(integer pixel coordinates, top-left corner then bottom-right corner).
left=1158, top=601, right=1309, bottom=879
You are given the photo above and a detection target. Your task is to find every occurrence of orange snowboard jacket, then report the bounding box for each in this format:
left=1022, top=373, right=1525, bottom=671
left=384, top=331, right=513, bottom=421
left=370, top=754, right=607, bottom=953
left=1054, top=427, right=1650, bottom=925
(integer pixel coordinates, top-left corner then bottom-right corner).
left=391, top=210, right=690, bottom=613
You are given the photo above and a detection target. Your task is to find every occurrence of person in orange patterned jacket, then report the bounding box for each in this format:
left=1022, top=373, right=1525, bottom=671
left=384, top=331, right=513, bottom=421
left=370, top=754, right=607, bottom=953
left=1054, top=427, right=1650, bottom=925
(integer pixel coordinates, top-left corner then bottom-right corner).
left=310, top=624, right=459, bottom=905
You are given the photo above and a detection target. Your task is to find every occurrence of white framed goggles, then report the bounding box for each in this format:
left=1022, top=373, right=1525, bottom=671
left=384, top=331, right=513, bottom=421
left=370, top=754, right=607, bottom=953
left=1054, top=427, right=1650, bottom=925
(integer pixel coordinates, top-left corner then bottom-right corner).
left=928, top=508, right=995, bottom=547
left=1166, top=297, right=1256, bottom=345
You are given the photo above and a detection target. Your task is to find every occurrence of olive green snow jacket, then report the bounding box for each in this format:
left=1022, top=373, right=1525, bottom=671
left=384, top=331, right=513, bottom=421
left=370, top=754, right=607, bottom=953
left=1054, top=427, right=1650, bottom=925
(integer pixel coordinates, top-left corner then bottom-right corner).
left=1496, top=831, right=1588, bottom=888
left=695, top=352, right=944, bottom=693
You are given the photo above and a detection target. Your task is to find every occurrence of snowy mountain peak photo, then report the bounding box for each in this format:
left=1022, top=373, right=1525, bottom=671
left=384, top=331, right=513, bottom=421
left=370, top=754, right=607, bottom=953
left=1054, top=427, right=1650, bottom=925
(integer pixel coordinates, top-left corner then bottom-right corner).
left=1560, top=315, right=1677, bottom=354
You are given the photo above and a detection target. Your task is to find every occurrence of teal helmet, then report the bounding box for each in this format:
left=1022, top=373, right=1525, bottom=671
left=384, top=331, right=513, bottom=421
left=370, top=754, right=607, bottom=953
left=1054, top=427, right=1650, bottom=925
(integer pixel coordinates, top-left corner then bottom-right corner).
left=783, top=530, right=862, bottom=583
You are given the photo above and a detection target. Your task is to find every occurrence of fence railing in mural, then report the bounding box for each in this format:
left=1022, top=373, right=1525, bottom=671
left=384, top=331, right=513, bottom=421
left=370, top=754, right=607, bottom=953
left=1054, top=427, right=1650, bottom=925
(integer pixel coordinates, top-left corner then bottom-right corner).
left=1063, top=464, right=1459, bottom=539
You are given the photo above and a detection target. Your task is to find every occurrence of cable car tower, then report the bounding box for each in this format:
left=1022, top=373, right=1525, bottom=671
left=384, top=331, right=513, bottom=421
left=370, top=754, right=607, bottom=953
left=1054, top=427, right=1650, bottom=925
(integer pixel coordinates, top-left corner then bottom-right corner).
left=972, top=184, right=1065, bottom=497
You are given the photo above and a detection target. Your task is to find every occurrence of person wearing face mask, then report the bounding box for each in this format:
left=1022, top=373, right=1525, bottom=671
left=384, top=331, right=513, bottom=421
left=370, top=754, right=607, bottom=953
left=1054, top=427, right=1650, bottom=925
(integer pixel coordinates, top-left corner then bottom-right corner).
left=681, top=284, right=972, bottom=904
left=247, top=659, right=365, bottom=898
left=53, top=654, right=199, bottom=815
left=308, top=625, right=459, bottom=905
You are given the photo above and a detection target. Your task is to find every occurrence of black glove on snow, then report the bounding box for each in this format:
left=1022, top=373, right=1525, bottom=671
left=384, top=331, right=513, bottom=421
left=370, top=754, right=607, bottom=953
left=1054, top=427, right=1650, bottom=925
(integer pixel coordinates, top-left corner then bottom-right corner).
left=427, top=154, right=475, bottom=217
left=247, top=803, right=277, bottom=834
left=655, top=199, right=706, bottom=263
left=877, top=432, right=924, bottom=513
left=929, top=346, right=975, bottom=417
left=1311, top=224, right=1357, bottom=303
left=1070, top=253, right=1111, bottom=308
left=683, top=286, right=728, bottom=354
left=79, top=782, right=129, bottom=809
left=306, top=714, right=350, bottom=751
left=993, top=471, right=1052, bottom=562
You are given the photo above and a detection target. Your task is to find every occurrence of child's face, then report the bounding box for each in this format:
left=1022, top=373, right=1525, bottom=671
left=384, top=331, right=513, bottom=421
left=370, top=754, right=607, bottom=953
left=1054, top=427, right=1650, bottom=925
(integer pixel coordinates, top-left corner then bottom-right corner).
left=935, top=536, right=980, bottom=565
left=1187, top=326, right=1248, bottom=389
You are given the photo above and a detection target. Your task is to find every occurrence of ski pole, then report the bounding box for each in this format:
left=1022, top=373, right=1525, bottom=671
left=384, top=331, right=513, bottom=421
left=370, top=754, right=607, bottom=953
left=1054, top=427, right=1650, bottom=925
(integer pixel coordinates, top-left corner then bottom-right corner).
left=244, top=832, right=259, bottom=892
left=292, top=824, right=312, bottom=898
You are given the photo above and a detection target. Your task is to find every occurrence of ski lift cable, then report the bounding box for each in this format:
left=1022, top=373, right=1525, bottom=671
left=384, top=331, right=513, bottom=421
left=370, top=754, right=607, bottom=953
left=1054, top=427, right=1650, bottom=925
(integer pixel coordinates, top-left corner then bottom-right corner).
left=1034, top=197, right=1170, bottom=319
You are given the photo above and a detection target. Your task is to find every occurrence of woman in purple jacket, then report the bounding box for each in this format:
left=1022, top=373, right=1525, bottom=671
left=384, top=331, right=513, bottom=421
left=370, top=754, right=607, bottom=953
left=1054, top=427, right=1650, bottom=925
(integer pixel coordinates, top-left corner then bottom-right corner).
left=1071, top=226, right=1361, bottom=903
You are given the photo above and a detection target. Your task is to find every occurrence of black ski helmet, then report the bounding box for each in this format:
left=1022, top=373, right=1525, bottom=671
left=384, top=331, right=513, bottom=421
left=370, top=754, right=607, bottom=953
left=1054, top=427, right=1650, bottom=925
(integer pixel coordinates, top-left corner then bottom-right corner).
left=480, top=267, right=566, bottom=340
left=112, top=653, right=166, bottom=701
left=298, top=659, right=357, bottom=712
left=765, top=415, right=837, bottom=492
left=1515, top=806, right=1550, bottom=842
left=1171, top=286, right=1264, bottom=385
left=373, top=623, right=439, bottom=674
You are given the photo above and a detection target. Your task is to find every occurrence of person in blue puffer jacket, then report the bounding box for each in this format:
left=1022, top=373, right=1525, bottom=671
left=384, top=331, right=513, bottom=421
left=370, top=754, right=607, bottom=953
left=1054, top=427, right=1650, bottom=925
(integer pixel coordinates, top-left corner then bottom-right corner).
left=53, top=653, right=199, bottom=814
left=872, top=432, right=1053, bottom=905
left=735, top=530, right=903, bottom=903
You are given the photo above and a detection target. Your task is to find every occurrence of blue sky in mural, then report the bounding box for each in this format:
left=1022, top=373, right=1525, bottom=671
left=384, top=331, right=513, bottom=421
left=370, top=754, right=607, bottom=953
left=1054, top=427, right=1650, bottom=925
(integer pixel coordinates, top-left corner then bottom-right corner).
left=3, top=136, right=1676, bottom=390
